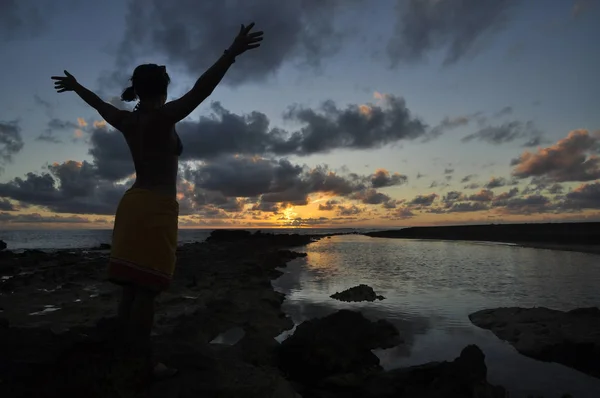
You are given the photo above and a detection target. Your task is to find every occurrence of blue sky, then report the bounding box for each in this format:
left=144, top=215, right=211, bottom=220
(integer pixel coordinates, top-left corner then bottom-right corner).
left=0, top=0, right=599, bottom=228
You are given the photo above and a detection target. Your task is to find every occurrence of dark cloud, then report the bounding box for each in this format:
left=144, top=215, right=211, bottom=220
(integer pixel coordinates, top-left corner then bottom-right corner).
left=464, top=183, right=481, bottom=190
left=113, top=0, right=361, bottom=88
left=390, top=207, right=415, bottom=219
left=351, top=189, right=393, bottom=205
left=497, top=194, right=554, bottom=215
left=0, top=160, right=128, bottom=215
left=461, top=121, right=542, bottom=146
left=484, top=177, right=507, bottom=189
left=318, top=199, right=339, bottom=211
left=444, top=168, right=454, bottom=175
left=370, top=169, right=408, bottom=188
left=547, top=183, right=564, bottom=194
left=36, top=118, right=80, bottom=144
left=562, top=182, right=600, bottom=210
left=387, top=0, right=521, bottom=66
left=409, top=193, right=437, bottom=206
left=468, top=189, right=494, bottom=202
left=461, top=174, right=476, bottom=183
left=337, top=204, right=362, bottom=216
left=88, top=126, right=135, bottom=181
left=493, top=187, right=519, bottom=203
left=174, top=96, right=428, bottom=160
left=511, top=130, right=600, bottom=182
left=429, top=115, right=474, bottom=137
left=0, top=198, right=16, bottom=211
left=416, top=172, right=425, bottom=179
left=0, top=121, right=24, bottom=170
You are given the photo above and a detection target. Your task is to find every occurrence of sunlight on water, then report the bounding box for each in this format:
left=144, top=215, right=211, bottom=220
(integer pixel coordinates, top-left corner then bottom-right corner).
left=272, top=235, right=600, bottom=398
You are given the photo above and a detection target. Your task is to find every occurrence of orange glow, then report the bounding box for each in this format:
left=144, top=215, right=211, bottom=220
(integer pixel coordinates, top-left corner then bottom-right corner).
left=93, top=120, right=107, bottom=128
left=77, top=117, right=87, bottom=127
left=74, top=129, right=84, bottom=138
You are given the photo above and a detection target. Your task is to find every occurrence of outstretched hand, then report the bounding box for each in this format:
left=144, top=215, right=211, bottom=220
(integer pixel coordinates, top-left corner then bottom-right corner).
left=51, top=70, right=79, bottom=93
left=228, top=22, right=263, bottom=57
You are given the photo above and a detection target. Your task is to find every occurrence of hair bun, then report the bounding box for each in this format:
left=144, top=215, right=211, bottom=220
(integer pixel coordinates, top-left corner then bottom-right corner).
left=120, top=86, right=137, bottom=102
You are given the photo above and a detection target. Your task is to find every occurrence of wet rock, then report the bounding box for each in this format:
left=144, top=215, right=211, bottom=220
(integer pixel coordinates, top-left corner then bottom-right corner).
left=359, top=345, right=507, bottom=398
left=330, top=284, right=385, bottom=302
left=469, top=306, right=600, bottom=379
left=278, top=310, right=401, bottom=384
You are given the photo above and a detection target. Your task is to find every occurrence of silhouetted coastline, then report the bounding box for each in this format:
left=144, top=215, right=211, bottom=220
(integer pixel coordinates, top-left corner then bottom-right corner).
left=365, top=222, right=600, bottom=255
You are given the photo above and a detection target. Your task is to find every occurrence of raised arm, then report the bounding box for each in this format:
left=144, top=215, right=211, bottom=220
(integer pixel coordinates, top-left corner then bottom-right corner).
left=51, top=71, right=127, bottom=129
left=160, top=22, right=264, bottom=124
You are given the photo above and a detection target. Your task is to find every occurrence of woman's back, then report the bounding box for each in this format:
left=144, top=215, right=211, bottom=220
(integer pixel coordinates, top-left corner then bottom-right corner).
left=121, top=109, right=182, bottom=197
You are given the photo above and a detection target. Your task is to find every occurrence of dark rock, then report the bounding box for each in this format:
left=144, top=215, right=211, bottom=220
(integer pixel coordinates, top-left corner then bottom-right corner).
left=278, top=310, right=401, bottom=384
left=207, top=229, right=252, bottom=242
left=91, top=243, right=111, bottom=250
left=358, top=345, right=506, bottom=398
left=470, top=306, right=600, bottom=379
left=330, top=284, right=385, bottom=302
left=0, top=239, right=6, bottom=251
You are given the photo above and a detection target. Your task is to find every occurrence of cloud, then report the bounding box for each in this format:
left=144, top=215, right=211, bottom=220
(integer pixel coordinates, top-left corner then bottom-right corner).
left=318, top=199, right=339, bottom=211
left=461, top=174, right=476, bottom=183
left=88, top=125, right=135, bottom=181
left=112, top=0, right=361, bottom=88
left=511, top=129, right=600, bottom=182
left=0, top=121, right=24, bottom=170
left=484, top=177, right=507, bottom=189
left=461, top=121, right=542, bottom=146
left=0, top=212, right=92, bottom=224
left=173, top=96, right=428, bottom=159
left=444, top=168, right=454, bottom=175
left=494, top=106, right=513, bottom=117
left=0, top=160, right=129, bottom=215
left=446, top=202, right=489, bottom=213
left=0, top=198, right=16, bottom=211
left=370, top=168, right=408, bottom=188
left=409, top=193, right=437, bottom=206
left=495, top=194, right=554, bottom=215
left=468, top=189, right=494, bottom=202
left=387, top=0, right=521, bottom=66
left=562, top=182, right=600, bottom=210
left=36, top=118, right=80, bottom=144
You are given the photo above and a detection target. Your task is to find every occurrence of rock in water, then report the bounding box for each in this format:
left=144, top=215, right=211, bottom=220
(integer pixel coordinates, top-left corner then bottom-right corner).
left=0, top=240, right=7, bottom=251
left=330, top=284, right=385, bottom=302
left=277, top=310, right=401, bottom=384
left=469, top=306, right=600, bottom=379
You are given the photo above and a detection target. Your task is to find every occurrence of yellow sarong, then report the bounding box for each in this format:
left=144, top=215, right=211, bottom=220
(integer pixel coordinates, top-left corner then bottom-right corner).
left=108, top=188, right=179, bottom=291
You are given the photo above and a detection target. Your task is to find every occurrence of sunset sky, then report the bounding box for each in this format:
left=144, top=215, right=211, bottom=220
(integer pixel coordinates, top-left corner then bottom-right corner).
left=0, top=0, right=599, bottom=229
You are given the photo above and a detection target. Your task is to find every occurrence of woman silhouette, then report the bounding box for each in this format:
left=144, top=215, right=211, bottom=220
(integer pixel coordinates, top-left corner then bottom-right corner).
left=52, top=23, right=263, bottom=378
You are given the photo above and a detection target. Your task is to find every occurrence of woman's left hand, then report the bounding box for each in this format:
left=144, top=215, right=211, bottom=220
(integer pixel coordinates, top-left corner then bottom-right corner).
left=51, top=70, right=79, bottom=93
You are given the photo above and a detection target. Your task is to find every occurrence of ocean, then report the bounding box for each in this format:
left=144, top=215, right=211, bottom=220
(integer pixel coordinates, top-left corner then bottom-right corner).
left=272, top=235, right=600, bottom=398
left=0, top=227, right=382, bottom=251
left=2, top=229, right=599, bottom=397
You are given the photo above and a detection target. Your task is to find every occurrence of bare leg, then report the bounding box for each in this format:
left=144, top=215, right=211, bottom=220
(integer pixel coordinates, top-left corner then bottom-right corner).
left=126, top=286, right=157, bottom=354
left=118, top=285, right=136, bottom=330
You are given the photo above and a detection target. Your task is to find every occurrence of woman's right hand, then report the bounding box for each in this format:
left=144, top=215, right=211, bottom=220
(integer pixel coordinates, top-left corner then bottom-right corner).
left=228, top=23, right=263, bottom=57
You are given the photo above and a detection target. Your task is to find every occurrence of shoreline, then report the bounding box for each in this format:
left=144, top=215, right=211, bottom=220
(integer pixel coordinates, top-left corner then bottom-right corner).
left=0, top=230, right=511, bottom=397
left=364, top=222, right=600, bottom=256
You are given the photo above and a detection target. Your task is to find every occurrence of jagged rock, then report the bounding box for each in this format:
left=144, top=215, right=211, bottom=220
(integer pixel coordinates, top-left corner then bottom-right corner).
left=470, top=306, right=600, bottom=379
left=278, top=310, right=401, bottom=384
left=330, top=284, right=385, bottom=302
left=0, top=239, right=7, bottom=251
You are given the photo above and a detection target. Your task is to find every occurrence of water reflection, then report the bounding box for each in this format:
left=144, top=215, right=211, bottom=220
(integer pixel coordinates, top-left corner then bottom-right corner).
left=272, top=235, right=600, bottom=398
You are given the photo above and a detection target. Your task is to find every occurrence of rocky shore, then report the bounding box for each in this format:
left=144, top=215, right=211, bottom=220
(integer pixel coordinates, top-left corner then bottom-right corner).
left=0, top=230, right=508, bottom=397
left=470, top=307, right=600, bottom=380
